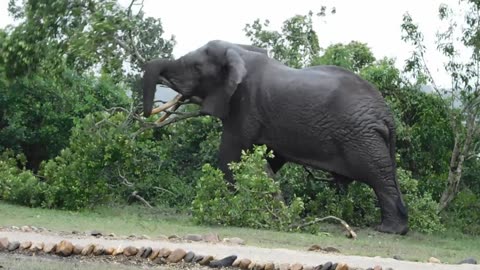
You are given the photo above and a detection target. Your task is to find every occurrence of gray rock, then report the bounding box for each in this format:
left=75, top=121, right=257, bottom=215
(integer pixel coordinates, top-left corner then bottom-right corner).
left=458, top=257, right=477, bottom=264
left=320, top=262, right=332, bottom=270
left=168, top=234, right=180, bottom=240
left=210, top=255, right=238, bottom=268
left=185, top=234, right=203, bottom=241
left=141, top=247, right=152, bottom=258
left=7, top=241, right=20, bottom=252
left=330, top=263, right=337, bottom=270
left=393, top=255, right=403, bottom=260
left=89, top=230, right=102, bottom=237
left=184, top=251, right=195, bottom=262
left=192, top=255, right=204, bottom=263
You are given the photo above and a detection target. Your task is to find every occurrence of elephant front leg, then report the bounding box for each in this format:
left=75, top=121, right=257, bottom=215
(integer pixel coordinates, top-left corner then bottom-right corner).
left=217, top=132, right=244, bottom=188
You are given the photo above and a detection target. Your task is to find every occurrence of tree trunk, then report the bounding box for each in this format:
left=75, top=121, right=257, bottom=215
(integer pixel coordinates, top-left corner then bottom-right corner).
left=438, top=114, right=476, bottom=212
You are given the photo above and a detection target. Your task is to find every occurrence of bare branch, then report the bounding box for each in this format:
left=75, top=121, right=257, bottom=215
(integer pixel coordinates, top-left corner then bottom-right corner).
left=131, top=191, right=153, bottom=208
left=118, top=168, right=134, bottom=187
left=127, top=0, right=135, bottom=16
left=152, top=186, right=177, bottom=196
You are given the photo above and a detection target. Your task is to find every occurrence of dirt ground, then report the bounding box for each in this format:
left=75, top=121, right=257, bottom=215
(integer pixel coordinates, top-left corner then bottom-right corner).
left=1, top=230, right=479, bottom=270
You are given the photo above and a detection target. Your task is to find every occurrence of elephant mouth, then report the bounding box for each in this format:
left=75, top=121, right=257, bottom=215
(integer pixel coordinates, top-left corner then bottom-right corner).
left=145, top=76, right=182, bottom=123
left=148, top=77, right=203, bottom=124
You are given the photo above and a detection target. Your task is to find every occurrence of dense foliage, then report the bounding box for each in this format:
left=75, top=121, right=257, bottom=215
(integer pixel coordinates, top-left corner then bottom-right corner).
left=192, top=145, right=304, bottom=231
left=1, top=1, right=479, bottom=236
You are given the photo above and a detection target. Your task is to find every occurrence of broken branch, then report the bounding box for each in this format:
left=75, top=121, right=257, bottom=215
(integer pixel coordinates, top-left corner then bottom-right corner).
left=291, top=215, right=357, bottom=239
left=131, top=191, right=153, bottom=209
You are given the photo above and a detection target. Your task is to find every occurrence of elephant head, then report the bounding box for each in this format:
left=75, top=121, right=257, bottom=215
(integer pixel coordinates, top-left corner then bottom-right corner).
left=142, top=40, right=268, bottom=119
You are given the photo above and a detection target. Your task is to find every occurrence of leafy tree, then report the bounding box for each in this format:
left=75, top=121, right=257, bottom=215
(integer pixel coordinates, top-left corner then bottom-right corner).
left=401, top=0, right=480, bottom=211
left=244, top=8, right=334, bottom=68
left=0, top=69, right=129, bottom=171
left=313, top=41, right=376, bottom=73
left=0, top=0, right=175, bottom=170
left=4, top=0, right=175, bottom=79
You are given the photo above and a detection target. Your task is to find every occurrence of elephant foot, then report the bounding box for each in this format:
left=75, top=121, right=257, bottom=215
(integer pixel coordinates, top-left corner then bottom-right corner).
left=375, top=221, right=409, bottom=235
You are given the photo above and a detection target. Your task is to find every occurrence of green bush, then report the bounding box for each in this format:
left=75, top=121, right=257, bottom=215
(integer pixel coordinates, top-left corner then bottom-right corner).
left=304, top=181, right=379, bottom=228
left=443, top=189, right=480, bottom=235
left=192, top=145, right=304, bottom=231
left=40, top=111, right=196, bottom=210
left=0, top=70, right=129, bottom=171
left=397, top=168, right=445, bottom=233
left=0, top=150, right=46, bottom=207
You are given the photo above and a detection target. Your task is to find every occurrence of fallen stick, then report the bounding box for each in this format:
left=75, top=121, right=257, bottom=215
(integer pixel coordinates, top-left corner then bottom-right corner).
left=131, top=191, right=153, bottom=209
left=291, top=215, right=357, bottom=239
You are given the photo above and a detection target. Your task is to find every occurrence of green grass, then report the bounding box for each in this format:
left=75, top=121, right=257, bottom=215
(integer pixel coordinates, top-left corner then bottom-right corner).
left=0, top=201, right=479, bottom=264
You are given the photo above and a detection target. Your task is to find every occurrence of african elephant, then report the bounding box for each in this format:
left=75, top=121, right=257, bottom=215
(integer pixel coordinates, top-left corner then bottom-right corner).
left=141, top=40, right=409, bottom=235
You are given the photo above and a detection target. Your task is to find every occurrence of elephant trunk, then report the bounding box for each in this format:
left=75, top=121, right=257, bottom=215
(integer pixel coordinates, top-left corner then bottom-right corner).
left=142, top=58, right=172, bottom=117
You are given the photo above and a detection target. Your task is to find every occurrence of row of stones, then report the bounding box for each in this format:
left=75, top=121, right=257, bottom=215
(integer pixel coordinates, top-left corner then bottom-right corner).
left=0, top=237, right=387, bottom=270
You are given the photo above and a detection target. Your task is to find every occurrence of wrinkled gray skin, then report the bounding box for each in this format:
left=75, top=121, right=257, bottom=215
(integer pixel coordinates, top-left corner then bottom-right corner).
left=142, top=40, right=408, bottom=235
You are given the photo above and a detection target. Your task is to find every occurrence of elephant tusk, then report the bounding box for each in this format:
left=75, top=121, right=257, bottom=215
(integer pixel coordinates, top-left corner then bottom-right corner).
left=150, top=94, right=183, bottom=115
left=155, top=102, right=181, bottom=124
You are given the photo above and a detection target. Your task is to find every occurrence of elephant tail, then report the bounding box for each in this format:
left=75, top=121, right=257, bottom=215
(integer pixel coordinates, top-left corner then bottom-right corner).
left=387, top=120, right=397, bottom=174
left=385, top=118, right=409, bottom=218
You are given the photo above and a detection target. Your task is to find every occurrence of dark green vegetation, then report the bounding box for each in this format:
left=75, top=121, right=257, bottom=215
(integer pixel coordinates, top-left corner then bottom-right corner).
left=1, top=0, right=480, bottom=241
left=1, top=202, right=479, bottom=263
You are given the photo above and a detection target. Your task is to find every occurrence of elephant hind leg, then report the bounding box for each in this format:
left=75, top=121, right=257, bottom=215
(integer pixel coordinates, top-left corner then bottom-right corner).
left=366, top=164, right=408, bottom=235
left=351, top=142, right=408, bottom=235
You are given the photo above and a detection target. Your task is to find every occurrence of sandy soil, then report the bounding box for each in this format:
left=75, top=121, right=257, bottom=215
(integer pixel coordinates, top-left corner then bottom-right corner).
left=0, top=230, right=479, bottom=270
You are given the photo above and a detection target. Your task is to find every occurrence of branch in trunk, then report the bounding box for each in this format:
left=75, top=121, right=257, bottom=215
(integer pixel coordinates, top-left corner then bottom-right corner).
left=132, top=110, right=202, bottom=138
left=150, top=94, right=182, bottom=115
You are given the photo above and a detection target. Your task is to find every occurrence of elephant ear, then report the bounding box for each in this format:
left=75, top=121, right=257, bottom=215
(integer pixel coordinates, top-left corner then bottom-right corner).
left=200, top=48, right=247, bottom=119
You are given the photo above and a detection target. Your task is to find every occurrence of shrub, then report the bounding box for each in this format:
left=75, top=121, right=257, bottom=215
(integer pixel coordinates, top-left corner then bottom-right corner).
left=40, top=111, right=196, bottom=210
left=305, top=182, right=380, bottom=228
left=443, top=189, right=480, bottom=235
left=0, top=150, right=46, bottom=207
left=192, top=145, right=304, bottom=231
left=397, top=168, right=445, bottom=233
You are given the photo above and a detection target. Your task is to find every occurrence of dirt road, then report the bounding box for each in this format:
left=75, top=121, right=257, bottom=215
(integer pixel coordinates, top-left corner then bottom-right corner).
left=0, top=230, right=478, bottom=270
